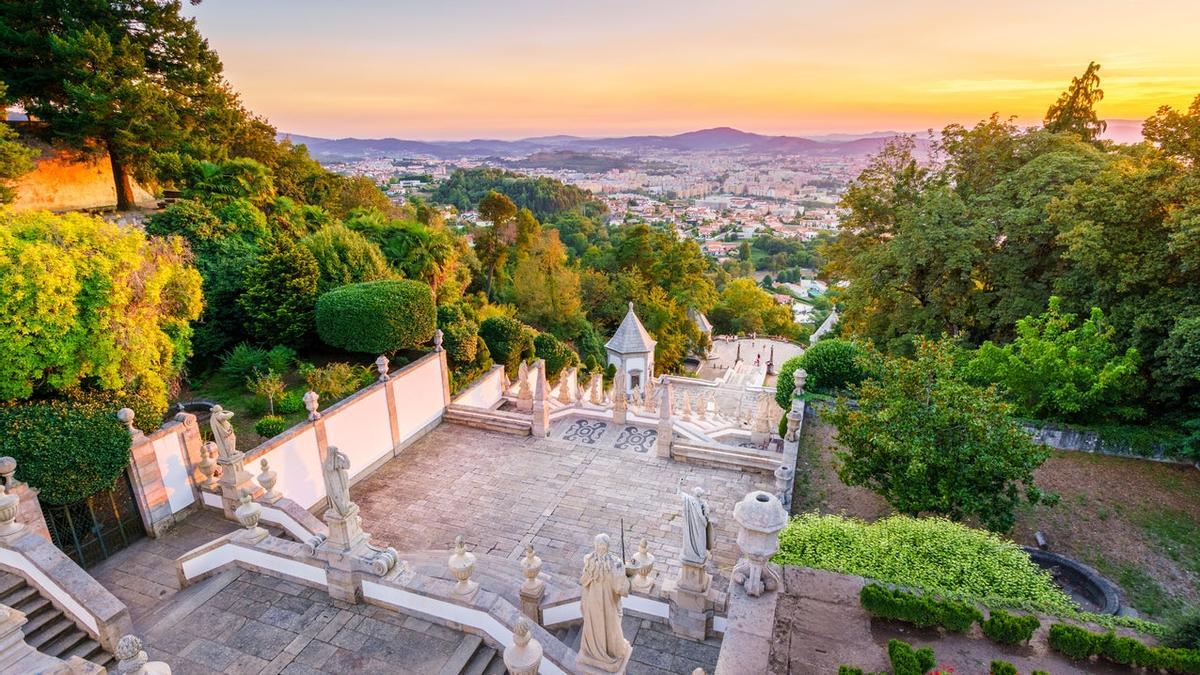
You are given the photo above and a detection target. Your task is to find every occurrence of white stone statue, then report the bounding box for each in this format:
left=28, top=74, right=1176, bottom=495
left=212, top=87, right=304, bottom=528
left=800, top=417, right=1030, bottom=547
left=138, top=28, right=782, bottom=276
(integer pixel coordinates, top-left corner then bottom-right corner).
left=208, top=405, right=237, bottom=460
left=678, top=481, right=714, bottom=565
left=577, top=534, right=632, bottom=673
left=322, top=446, right=354, bottom=518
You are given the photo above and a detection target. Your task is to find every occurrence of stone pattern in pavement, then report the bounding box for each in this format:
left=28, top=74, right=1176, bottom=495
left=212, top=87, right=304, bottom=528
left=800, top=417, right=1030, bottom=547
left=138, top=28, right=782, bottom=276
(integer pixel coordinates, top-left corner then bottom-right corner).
left=352, top=421, right=775, bottom=589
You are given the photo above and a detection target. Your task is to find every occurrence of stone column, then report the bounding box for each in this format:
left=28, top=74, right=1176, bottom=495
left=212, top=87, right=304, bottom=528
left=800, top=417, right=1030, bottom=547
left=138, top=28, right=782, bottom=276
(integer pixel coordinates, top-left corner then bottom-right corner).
left=731, top=491, right=788, bottom=597
left=217, top=450, right=261, bottom=521
left=531, top=360, right=550, bottom=438
left=612, top=371, right=627, bottom=425
left=749, top=394, right=772, bottom=447
left=773, top=465, right=794, bottom=512
left=656, top=382, right=673, bottom=458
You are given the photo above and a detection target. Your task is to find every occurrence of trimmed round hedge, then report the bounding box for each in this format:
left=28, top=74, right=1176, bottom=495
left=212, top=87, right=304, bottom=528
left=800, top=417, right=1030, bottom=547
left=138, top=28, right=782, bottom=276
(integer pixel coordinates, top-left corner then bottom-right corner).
left=534, top=332, right=578, bottom=379
left=0, top=397, right=133, bottom=505
left=315, top=279, right=436, bottom=354
left=479, top=315, right=534, bottom=374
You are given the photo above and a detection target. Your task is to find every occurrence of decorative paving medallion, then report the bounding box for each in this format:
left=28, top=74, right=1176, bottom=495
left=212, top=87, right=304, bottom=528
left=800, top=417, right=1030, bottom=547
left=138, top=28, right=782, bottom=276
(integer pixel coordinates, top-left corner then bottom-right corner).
left=614, top=426, right=657, bottom=453
left=563, top=419, right=608, bottom=444
left=738, top=441, right=762, bottom=449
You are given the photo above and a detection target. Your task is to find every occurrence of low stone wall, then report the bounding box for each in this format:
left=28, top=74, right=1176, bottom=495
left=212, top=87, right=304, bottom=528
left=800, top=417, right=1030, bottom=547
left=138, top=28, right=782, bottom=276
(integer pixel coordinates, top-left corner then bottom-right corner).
left=451, top=365, right=506, bottom=409
left=1024, top=422, right=1196, bottom=466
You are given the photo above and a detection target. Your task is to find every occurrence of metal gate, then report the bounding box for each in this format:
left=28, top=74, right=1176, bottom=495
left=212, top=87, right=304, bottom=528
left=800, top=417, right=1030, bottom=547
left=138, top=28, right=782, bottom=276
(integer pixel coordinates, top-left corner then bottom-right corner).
left=41, top=472, right=146, bottom=568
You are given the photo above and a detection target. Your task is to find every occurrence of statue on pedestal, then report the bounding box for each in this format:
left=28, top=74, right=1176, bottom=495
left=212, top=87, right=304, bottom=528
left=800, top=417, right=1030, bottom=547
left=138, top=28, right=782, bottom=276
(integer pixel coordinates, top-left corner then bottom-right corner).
left=209, top=405, right=238, bottom=460
left=679, top=481, right=714, bottom=565
left=577, top=534, right=632, bottom=674
left=322, top=447, right=354, bottom=518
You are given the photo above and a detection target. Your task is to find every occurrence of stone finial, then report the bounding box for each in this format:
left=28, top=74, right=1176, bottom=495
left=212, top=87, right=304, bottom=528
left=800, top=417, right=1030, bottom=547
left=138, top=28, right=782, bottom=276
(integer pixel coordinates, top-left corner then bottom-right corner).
left=774, top=465, right=794, bottom=510
left=588, top=372, right=604, bottom=406
left=197, top=443, right=218, bottom=488
left=0, top=457, right=15, bottom=488
left=731, top=491, right=788, bottom=596
left=115, top=634, right=172, bottom=674
left=234, top=491, right=267, bottom=543
left=257, top=458, right=281, bottom=503
left=680, top=391, right=693, bottom=422
left=503, top=617, right=544, bottom=675
left=303, top=390, right=321, bottom=421
left=374, top=355, right=391, bottom=382
left=116, top=407, right=144, bottom=439
left=794, top=368, right=808, bottom=395
left=630, top=539, right=656, bottom=593
left=448, top=535, right=479, bottom=601
left=533, top=360, right=549, bottom=403
left=0, top=485, right=23, bottom=538
left=516, top=362, right=533, bottom=412
left=432, top=328, right=444, bottom=352
left=520, top=545, right=544, bottom=594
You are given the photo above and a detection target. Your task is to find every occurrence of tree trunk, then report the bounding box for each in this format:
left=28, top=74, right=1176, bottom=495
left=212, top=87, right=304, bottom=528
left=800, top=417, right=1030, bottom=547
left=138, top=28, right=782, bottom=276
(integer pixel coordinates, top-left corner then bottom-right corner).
left=107, top=143, right=136, bottom=211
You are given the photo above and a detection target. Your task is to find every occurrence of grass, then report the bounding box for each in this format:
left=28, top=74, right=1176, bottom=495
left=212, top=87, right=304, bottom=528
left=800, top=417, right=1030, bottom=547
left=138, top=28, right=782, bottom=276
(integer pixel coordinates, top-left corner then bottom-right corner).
left=182, top=371, right=308, bottom=444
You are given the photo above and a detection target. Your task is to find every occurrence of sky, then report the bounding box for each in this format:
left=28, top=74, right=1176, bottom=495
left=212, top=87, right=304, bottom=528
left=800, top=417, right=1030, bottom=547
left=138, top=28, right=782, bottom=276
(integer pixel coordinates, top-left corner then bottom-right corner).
left=184, top=0, right=1200, bottom=140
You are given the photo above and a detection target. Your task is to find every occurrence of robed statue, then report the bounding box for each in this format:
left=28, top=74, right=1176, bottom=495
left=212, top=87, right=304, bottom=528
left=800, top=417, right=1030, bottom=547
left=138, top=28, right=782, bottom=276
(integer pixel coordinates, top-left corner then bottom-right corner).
left=577, top=534, right=632, bottom=673
left=209, top=405, right=237, bottom=461
left=679, top=481, right=714, bottom=565
left=322, top=446, right=354, bottom=518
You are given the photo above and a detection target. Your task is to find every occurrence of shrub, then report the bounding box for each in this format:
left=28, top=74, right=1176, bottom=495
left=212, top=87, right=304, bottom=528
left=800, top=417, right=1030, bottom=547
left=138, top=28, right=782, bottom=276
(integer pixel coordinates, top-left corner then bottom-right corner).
left=265, top=345, right=297, bottom=374
left=300, top=223, right=394, bottom=295
left=981, top=609, right=1040, bottom=645
left=774, top=355, right=806, bottom=409
left=480, top=316, right=534, bottom=374
left=1166, top=609, right=1200, bottom=649
left=304, top=362, right=366, bottom=400
left=0, top=397, right=132, bottom=505
left=777, top=515, right=1073, bottom=614
left=254, top=415, right=289, bottom=438
left=837, top=667, right=864, bottom=675
left=246, top=370, right=285, bottom=415
left=220, top=343, right=269, bottom=380
left=534, top=332, right=578, bottom=379
left=859, top=584, right=981, bottom=632
left=315, top=280, right=436, bottom=354
left=990, top=661, right=1017, bottom=675
left=797, top=338, right=869, bottom=394
left=887, top=640, right=935, bottom=675
left=240, top=237, right=320, bottom=348
left=1048, top=624, right=1100, bottom=660
left=277, top=390, right=304, bottom=414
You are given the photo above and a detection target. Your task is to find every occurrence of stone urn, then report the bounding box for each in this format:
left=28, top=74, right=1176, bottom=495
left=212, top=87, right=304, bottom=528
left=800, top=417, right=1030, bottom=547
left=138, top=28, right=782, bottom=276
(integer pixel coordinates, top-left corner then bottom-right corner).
left=0, top=485, right=23, bottom=537
left=630, top=539, right=656, bottom=593
left=0, top=456, right=16, bottom=488
left=234, top=492, right=267, bottom=543
left=257, top=458, right=281, bottom=503
left=731, top=490, right=788, bottom=596
left=520, top=545, right=544, bottom=594
left=197, top=443, right=218, bottom=489
left=503, top=618, right=543, bottom=675
left=448, top=535, right=479, bottom=601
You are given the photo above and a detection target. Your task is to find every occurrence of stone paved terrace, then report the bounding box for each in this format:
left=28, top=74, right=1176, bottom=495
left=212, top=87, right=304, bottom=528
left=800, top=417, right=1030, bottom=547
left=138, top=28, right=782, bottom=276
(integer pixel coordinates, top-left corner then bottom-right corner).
left=353, top=421, right=776, bottom=587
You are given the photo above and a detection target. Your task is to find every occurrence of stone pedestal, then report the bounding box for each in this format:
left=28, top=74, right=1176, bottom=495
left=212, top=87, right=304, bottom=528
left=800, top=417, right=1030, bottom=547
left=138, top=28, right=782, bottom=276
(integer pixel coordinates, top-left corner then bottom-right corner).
left=656, top=383, right=673, bottom=458
left=504, top=618, right=544, bottom=675
left=665, top=560, right=714, bottom=640
left=519, top=547, right=545, bottom=623
left=576, top=640, right=632, bottom=675
left=323, top=505, right=368, bottom=552
left=217, top=452, right=261, bottom=520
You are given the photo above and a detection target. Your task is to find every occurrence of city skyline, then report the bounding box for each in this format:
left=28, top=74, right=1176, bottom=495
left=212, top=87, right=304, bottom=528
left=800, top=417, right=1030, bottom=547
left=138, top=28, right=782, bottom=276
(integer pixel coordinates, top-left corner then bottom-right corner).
left=186, top=0, right=1200, bottom=140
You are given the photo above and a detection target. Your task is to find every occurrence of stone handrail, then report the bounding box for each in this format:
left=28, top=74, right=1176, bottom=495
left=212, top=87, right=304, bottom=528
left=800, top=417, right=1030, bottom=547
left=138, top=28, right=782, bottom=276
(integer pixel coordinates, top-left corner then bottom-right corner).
left=0, top=528, right=131, bottom=652
left=672, top=439, right=783, bottom=473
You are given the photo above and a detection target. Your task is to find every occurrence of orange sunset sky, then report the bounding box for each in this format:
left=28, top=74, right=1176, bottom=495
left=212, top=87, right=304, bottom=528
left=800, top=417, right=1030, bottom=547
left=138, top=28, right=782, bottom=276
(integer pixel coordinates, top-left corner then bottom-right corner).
left=185, top=0, right=1200, bottom=140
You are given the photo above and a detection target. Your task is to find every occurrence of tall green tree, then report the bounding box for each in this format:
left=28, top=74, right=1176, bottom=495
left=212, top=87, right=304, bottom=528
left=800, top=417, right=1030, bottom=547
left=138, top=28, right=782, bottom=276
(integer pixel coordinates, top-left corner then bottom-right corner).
left=0, top=1, right=228, bottom=209
left=475, top=190, right=517, bottom=298
left=829, top=338, right=1050, bottom=532
left=1043, top=61, right=1106, bottom=142
left=239, top=237, right=319, bottom=348
left=0, top=83, right=36, bottom=203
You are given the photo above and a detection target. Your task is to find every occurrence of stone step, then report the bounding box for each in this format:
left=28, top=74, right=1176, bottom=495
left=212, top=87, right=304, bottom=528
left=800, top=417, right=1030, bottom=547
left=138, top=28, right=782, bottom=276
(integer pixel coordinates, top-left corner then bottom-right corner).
left=0, top=571, right=114, bottom=669
left=443, top=409, right=531, bottom=436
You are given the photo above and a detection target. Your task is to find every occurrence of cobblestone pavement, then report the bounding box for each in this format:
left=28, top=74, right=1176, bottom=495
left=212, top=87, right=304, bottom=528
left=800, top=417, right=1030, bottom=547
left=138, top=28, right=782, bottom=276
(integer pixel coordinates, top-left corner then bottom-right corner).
left=353, top=421, right=775, bottom=587
left=136, top=569, right=470, bottom=675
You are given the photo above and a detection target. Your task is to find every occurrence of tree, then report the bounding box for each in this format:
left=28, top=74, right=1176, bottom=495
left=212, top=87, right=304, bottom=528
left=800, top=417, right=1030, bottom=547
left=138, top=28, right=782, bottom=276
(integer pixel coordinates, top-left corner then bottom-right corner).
left=300, top=223, right=394, bottom=295
left=0, top=209, right=203, bottom=415
left=709, top=278, right=796, bottom=338
left=511, top=230, right=583, bottom=334
left=0, top=1, right=227, bottom=209
left=314, top=280, right=436, bottom=354
left=797, top=339, right=871, bottom=395
left=239, top=237, right=319, bottom=348
left=475, top=190, right=517, bottom=298
left=479, top=315, right=534, bottom=374
left=246, top=369, right=284, bottom=415
left=1044, top=62, right=1106, bottom=142
left=828, top=338, right=1050, bottom=532
left=0, top=83, right=36, bottom=203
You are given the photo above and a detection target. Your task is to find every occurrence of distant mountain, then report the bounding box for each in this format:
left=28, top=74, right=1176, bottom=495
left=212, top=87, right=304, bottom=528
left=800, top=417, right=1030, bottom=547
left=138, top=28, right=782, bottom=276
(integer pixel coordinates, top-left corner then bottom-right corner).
left=278, top=126, right=929, bottom=160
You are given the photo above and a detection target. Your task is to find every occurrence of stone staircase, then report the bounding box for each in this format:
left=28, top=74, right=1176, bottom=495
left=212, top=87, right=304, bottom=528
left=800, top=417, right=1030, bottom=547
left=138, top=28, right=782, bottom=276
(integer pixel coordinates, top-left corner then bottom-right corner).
left=552, top=622, right=582, bottom=651
left=0, top=571, right=114, bottom=669
left=443, top=404, right=531, bottom=436
left=440, top=634, right=506, bottom=675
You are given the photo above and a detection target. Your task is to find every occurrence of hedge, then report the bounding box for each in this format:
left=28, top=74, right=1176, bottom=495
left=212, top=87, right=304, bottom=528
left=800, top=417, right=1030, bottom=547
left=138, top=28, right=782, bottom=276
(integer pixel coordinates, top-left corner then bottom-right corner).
left=887, top=640, right=936, bottom=675
left=315, top=279, right=436, bottom=354
left=1048, top=623, right=1200, bottom=673
left=479, top=316, right=534, bottom=374
left=981, top=609, right=1040, bottom=645
left=0, top=397, right=133, bottom=505
left=794, top=338, right=869, bottom=394
left=859, top=584, right=981, bottom=632
left=534, top=332, right=578, bottom=379
left=990, top=661, right=1017, bottom=675
left=254, top=415, right=289, bottom=438
left=775, top=514, right=1073, bottom=614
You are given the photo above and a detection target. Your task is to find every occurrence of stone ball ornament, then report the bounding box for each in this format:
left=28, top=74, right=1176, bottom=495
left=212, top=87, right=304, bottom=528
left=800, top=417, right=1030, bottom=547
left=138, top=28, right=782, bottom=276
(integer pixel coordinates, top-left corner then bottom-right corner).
left=731, top=490, right=788, bottom=597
